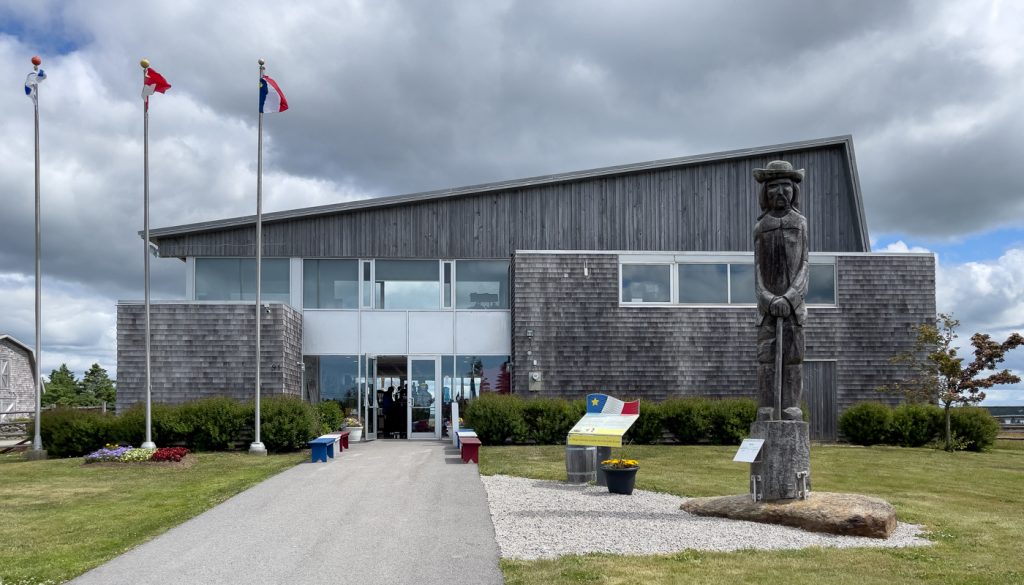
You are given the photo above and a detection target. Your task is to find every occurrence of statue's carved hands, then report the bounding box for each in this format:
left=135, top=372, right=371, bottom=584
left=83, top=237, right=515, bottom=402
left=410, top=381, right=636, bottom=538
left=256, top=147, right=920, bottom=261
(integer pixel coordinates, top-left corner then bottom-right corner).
left=769, top=296, right=791, bottom=317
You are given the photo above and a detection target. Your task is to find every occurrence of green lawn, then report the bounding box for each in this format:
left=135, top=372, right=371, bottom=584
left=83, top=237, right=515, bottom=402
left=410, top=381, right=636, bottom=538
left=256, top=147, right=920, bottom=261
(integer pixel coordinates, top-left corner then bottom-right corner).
left=480, top=441, right=1024, bottom=585
left=0, top=451, right=304, bottom=584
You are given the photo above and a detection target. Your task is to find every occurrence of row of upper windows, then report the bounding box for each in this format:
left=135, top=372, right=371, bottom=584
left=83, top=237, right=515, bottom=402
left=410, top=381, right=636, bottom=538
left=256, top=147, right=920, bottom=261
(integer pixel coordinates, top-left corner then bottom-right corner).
left=620, top=262, right=836, bottom=305
left=193, top=258, right=511, bottom=310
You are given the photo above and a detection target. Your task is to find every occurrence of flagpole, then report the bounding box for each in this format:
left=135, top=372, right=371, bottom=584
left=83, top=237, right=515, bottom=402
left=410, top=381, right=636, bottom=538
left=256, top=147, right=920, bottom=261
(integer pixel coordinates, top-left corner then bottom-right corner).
left=140, top=59, right=156, bottom=450
left=249, top=58, right=267, bottom=455
left=29, top=55, right=46, bottom=460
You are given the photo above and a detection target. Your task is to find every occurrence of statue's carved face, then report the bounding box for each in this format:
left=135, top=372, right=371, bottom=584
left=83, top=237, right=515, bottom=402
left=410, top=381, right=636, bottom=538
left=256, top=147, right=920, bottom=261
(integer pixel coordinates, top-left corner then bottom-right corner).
left=766, top=179, right=794, bottom=211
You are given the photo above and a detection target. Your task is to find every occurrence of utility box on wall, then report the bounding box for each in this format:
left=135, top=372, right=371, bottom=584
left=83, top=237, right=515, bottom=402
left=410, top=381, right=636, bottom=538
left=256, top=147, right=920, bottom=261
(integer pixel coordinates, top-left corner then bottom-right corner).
left=528, top=371, right=543, bottom=392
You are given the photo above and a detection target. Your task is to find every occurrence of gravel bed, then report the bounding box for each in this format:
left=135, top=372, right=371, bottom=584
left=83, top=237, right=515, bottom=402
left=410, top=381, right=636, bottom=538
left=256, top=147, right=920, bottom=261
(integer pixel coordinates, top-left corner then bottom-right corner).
left=482, top=475, right=932, bottom=560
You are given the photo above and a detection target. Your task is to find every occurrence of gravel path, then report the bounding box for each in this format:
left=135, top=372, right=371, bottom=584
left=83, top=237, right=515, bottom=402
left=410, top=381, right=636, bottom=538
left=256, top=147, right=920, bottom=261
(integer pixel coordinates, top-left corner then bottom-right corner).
left=482, top=475, right=932, bottom=560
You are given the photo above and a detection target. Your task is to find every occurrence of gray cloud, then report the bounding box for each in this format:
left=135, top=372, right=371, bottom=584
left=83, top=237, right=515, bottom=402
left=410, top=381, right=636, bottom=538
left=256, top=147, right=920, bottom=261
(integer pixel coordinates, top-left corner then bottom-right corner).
left=1, top=0, right=1023, bottom=391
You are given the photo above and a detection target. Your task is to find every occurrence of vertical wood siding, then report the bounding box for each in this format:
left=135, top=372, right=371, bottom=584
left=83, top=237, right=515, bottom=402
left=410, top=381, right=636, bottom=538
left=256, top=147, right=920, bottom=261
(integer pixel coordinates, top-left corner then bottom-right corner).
left=155, top=146, right=865, bottom=258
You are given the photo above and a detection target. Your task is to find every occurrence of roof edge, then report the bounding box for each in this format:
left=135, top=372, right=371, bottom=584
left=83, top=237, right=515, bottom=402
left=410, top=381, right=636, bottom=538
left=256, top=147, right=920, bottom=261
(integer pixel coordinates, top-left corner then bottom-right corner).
left=145, top=135, right=857, bottom=240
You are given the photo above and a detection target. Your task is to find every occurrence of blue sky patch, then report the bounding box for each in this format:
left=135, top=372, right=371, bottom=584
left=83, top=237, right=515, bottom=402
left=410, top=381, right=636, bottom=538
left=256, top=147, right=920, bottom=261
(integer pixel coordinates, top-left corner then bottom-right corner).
left=875, top=227, right=1024, bottom=264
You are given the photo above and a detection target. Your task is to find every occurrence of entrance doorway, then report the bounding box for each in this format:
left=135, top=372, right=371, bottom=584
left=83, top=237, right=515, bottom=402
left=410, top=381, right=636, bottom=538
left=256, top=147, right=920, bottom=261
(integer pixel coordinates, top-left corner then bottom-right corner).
left=361, top=355, right=443, bottom=440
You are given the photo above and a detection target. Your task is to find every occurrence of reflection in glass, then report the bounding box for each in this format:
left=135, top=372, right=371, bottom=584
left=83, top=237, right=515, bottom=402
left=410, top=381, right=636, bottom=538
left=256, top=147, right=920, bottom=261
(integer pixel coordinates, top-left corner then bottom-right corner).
left=319, top=355, right=359, bottom=411
left=621, top=264, right=671, bottom=303
left=729, top=264, right=756, bottom=304
left=303, top=259, right=359, bottom=309
left=441, top=355, right=454, bottom=435
left=456, top=260, right=510, bottom=309
left=374, top=260, right=440, bottom=310
left=807, top=264, right=836, bottom=304
left=410, top=359, right=436, bottom=434
left=453, top=356, right=511, bottom=407
left=678, top=264, right=728, bottom=303
left=195, top=258, right=290, bottom=303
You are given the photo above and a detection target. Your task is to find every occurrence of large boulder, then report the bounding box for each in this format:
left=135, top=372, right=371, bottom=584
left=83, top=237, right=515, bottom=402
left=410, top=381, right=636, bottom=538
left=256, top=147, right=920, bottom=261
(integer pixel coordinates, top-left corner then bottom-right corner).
left=681, top=492, right=897, bottom=538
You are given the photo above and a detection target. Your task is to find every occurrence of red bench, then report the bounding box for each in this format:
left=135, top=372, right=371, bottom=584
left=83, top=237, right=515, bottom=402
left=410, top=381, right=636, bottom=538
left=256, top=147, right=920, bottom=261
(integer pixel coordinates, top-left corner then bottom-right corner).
left=460, top=437, right=482, bottom=464
left=339, top=430, right=351, bottom=450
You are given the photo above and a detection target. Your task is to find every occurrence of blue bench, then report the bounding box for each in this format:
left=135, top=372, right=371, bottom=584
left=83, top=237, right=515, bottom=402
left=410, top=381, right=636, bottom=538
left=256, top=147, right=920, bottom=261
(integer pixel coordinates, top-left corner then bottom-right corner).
left=308, top=436, right=337, bottom=463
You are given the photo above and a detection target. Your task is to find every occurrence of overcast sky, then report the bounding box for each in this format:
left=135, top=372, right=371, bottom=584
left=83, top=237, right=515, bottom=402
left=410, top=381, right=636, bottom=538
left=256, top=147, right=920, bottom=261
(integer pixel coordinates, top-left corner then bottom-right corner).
left=1, top=0, right=1022, bottom=404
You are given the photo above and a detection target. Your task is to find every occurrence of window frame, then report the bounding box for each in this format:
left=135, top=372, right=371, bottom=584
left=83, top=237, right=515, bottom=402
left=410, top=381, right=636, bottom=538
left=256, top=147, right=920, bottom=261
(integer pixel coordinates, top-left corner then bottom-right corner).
left=618, top=262, right=675, bottom=306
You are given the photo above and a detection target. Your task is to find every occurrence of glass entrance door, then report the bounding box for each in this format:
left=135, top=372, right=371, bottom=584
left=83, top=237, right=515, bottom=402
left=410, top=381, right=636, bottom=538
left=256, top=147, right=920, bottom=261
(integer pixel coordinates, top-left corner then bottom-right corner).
left=408, top=356, right=439, bottom=439
left=362, top=356, right=378, bottom=441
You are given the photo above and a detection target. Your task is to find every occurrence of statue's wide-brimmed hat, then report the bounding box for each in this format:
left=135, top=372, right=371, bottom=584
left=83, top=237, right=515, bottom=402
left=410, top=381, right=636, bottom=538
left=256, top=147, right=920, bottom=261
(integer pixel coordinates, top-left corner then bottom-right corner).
left=753, top=160, right=804, bottom=184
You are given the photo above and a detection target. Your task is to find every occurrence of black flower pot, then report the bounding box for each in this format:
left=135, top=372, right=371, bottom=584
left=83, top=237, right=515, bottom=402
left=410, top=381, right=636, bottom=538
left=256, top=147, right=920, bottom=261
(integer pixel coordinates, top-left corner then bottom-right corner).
left=601, top=466, right=639, bottom=495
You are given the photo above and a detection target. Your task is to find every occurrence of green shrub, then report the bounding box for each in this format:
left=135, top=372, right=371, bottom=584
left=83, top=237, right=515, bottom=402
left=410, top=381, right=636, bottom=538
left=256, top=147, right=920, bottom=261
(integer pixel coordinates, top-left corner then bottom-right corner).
left=890, top=403, right=942, bottom=447
left=949, top=406, right=1000, bottom=452
left=39, top=408, right=115, bottom=457
left=707, top=399, right=757, bottom=445
left=176, top=397, right=248, bottom=451
left=520, top=398, right=578, bottom=444
left=316, top=401, right=346, bottom=435
left=839, top=402, right=892, bottom=446
left=463, top=394, right=526, bottom=445
left=109, top=405, right=146, bottom=446
left=257, top=396, right=319, bottom=452
left=624, top=402, right=665, bottom=444
left=662, top=398, right=712, bottom=444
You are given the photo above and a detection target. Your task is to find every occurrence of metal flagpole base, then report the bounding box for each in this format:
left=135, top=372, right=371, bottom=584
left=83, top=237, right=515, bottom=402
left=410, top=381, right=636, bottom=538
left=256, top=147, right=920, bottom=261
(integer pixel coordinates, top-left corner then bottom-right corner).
left=25, top=448, right=48, bottom=461
left=248, top=442, right=267, bottom=455
left=141, top=441, right=156, bottom=449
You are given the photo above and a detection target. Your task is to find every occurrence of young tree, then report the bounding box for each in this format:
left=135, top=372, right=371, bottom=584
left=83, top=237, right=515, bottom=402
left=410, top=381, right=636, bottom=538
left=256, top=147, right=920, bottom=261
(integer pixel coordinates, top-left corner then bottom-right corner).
left=42, top=364, right=79, bottom=406
left=883, top=314, right=1024, bottom=450
left=80, top=363, right=116, bottom=406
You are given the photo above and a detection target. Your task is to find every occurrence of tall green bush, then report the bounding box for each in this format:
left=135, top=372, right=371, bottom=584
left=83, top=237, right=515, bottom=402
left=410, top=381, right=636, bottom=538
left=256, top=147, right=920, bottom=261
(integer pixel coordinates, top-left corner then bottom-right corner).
left=625, top=401, right=665, bottom=444
left=838, top=402, right=892, bottom=446
left=463, top=394, right=526, bottom=445
left=316, top=401, right=346, bottom=435
left=520, top=398, right=578, bottom=444
left=890, top=403, right=942, bottom=447
left=38, top=408, right=114, bottom=457
left=949, top=406, right=1000, bottom=452
left=707, top=399, right=757, bottom=445
left=256, top=396, right=319, bottom=452
left=176, top=397, right=248, bottom=451
left=662, top=398, right=711, bottom=444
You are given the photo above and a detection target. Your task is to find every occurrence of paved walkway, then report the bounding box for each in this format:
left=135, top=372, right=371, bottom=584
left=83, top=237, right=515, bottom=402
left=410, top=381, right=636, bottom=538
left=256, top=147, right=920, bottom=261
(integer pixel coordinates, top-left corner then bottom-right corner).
left=71, top=441, right=504, bottom=585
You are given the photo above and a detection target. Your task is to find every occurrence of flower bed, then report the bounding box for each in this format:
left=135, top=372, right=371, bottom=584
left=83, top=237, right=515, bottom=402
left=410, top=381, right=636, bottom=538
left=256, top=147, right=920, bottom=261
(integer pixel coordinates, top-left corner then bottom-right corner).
left=84, top=444, right=190, bottom=465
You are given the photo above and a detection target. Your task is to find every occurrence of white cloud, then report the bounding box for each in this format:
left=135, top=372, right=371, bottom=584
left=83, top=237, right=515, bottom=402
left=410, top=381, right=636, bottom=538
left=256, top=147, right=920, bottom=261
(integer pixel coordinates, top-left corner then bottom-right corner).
left=878, top=241, right=932, bottom=254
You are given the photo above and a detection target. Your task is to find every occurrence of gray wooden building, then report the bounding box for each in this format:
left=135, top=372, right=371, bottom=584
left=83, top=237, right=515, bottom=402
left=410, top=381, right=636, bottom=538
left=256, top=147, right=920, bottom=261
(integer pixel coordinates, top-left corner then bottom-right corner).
left=0, top=334, right=37, bottom=420
left=118, top=135, right=935, bottom=441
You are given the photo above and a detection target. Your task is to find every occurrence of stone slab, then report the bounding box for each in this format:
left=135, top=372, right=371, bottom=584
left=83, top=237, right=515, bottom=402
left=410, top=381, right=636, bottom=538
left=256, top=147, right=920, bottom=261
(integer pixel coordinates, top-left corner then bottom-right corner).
left=750, top=419, right=810, bottom=501
left=681, top=491, right=898, bottom=538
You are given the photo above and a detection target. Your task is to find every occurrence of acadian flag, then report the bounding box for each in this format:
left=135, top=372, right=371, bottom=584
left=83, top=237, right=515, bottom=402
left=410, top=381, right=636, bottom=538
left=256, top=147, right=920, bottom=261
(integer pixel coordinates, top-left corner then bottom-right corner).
left=585, top=393, right=640, bottom=415
left=142, top=67, right=171, bottom=111
left=259, top=75, right=288, bottom=113
left=567, top=394, right=641, bottom=447
left=24, top=68, right=46, bottom=105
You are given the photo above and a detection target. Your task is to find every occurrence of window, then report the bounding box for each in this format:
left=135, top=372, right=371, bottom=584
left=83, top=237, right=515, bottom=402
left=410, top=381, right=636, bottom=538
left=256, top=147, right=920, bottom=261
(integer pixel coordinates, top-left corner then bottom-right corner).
left=453, top=356, right=511, bottom=399
left=620, top=264, right=671, bottom=303
left=456, top=260, right=509, bottom=309
left=361, top=261, right=373, bottom=308
left=443, top=262, right=453, bottom=309
left=0, top=358, right=9, bottom=391
left=374, top=260, right=440, bottom=310
left=678, top=263, right=728, bottom=303
left=195, top=258, right=290, bottom=303
left=728, top=264, right=756, bottom=304
left=303, top=259, right=359, bottom=309
left=807, top=264, right=836, bottom=305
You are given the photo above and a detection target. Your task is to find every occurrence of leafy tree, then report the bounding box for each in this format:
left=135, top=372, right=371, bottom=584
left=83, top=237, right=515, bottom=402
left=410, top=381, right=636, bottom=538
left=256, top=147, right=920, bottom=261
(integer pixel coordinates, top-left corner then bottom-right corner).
left=882, top=314, right=1023, bottom=450
left=80, top=363, right=116, bottom=406
left=42, top=364, right=80, bottom=406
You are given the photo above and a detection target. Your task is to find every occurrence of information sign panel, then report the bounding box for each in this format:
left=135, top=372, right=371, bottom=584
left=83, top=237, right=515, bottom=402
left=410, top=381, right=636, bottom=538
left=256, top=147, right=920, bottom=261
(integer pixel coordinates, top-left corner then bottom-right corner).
left=733, top=438, right=765, bottom=463
left=566, top=393, right=640, bottom=447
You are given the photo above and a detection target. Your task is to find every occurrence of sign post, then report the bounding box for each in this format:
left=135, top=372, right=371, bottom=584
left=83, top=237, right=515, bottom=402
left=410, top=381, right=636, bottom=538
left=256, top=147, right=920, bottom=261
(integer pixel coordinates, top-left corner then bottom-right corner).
left=566, top=394, right=639, bottom=485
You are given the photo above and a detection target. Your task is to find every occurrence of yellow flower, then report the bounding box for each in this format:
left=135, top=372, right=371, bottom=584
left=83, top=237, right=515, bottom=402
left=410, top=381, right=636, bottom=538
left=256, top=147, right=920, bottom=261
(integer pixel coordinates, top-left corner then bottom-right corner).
left=601, top=458, right=639, bottom=469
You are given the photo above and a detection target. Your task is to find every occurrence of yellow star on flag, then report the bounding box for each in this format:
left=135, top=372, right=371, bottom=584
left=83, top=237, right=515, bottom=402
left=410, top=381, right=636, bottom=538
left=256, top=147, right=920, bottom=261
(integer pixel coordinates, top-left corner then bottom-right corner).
left=591, top=398, right=599, bottom=406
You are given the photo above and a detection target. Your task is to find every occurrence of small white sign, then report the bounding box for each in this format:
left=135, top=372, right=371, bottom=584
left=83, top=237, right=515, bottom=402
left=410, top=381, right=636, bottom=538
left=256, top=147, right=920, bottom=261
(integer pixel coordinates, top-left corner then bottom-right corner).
left=733, top=439, right=765, bottom=463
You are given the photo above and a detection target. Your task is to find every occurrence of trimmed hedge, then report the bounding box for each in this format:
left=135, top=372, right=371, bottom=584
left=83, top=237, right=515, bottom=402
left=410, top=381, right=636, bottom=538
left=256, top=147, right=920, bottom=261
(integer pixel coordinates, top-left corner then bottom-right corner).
left=949, top=406, right=1000, bottom=452
left=38, top=395, right=320, bottom=457
left=838, top=402, right=893, bottom=446
left=890, top=403, right=942, bottom=448
left=464, top=395, right=756, bottom=445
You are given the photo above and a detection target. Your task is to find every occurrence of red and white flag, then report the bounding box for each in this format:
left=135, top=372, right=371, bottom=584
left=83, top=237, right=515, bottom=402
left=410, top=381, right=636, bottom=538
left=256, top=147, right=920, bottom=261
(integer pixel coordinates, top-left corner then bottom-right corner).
left=142, top=67, right=171, bottom=110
